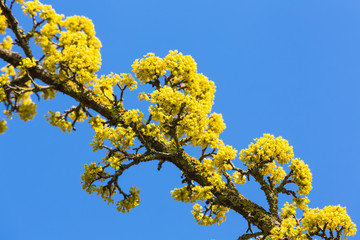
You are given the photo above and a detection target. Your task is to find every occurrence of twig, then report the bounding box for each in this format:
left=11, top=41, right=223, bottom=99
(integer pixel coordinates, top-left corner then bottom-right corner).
left=237, top=232, right=263, bottom=240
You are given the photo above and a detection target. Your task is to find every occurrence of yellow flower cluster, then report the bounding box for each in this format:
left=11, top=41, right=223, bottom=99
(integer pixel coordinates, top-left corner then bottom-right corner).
left=45, top=110, right=72, bottom=132
left=0, top=36, right=13, bottom=50
left=260, top=161, right=286, bottom=183
left=213, top=145, right=237, bottom=170
left=196, top=130, right=223, bottom=149
left=302, top=205, right=357, bottom=238
left=35, top=34, right=58, bottom=73
left=133, top=50, right=207, bottom=98
left=0, top=119, right=7, bottom=134
left=239, top=134, right=294, bottom=183
left=122, top=109, right=144, bottom=126
left=141, top=123, right=167, bottom=143
left=81, top=162, right=141, bottom=210
left=232, top=172, right=246, bottom=185
left=292, top=196, right=309, bottom=210
left=68, top=109, right=87, bottom=123
left=96, top=185, right=116, bottom=205
left=208, top=113, right=226, bottom=135
left=149, top=86, right=191, bottom=134
left=89, top=115, right=135, bottom=152
left=23, top=0, right=101, bottom=86
left=171, top=155, right=226, bottom=214
left=1, top=65, right=15, bottom=76
left=116, top=186, right=141, bottom=213
left=94, top=72, right=137, bottom=105
left=280, top=202, right=297, bottom=218
left=18, top=57, right=37, bottom=70
left=191, top=113, right=225, bottom=149
left=164, top=50, right=215, bottom=102
left=191, top=203, right=229, bottom=226
left=132, top=53, right=166, bottom=84
left=102, top=152, right=125, bottom=170
left=33, top=3, right=63, bottom=72
left=138, top=92, right=150, bottom=101
left=9, top=87, right=37, bottom=122
left=39, top=4, right=63, bottom=23
left=171, top=185, right=213, bottom=203
left=239, top=134, right=313, bottom=195
left=132, top=51, right=218, bottom=149
left=270, top=219, right=305, bottom=240
left=59, top=16, right=101, bottom=85
left=16, top=57, right=37, bottom=85
left=119, top=73, right=137, bottom=90
left=164, top=50, right=197, bottom=78
left=149, top=85, right=213, bottom=146
left=199, top=158, right=226, bottom=191
left=81, top=162, right=107, bottom=194
left=269, top=202, right=307, bottom=240
left=240, top=134, right=294, bottom=167
left=41, top=88, right=56, bottom=100
left=269, top=202, right=357, bottom=239
left=18, top=100, right=37, bottom=121
left=0, top=66, right=14, bottom=102
left=184, top=72, right=216, bottom=103
left=3, top=109, right=12, bottom=119
left=22, top=0, right=43, bottom=16
left=0, top=10, right=8, bottom=34
left=93, top=73, right=136, bottom=104
left=289, top=158, right=312, bottom=196
left=0, top=88, right=6, bottom=103
left=149, top=85, right=187, bottom=117
left=81, top=162, right=121, bottom=205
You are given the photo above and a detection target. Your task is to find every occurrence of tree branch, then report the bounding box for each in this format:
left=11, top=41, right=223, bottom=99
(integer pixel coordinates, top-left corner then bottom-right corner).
left=0, top=1, right=33, bottom=58
left=237, top=232, right=263, bottom=240
left=0, top=46, right=281, bottom=236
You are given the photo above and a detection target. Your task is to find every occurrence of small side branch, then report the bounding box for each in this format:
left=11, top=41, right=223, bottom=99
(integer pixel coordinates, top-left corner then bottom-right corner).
left=199, top=147, right=216, bottom=162
left=276, top=170, right=293, bottom=192
left=277, top=187, right=297, bottom=198
left=237, top=232, right=263, bottom=240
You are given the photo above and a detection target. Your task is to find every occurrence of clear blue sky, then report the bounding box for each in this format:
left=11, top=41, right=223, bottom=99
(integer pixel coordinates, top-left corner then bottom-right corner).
left=1, top=0, right=359, bottom=239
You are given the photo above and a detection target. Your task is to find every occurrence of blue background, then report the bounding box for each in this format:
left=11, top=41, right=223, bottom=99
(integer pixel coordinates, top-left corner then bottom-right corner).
left=0, top=0, right=359, bottom=239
